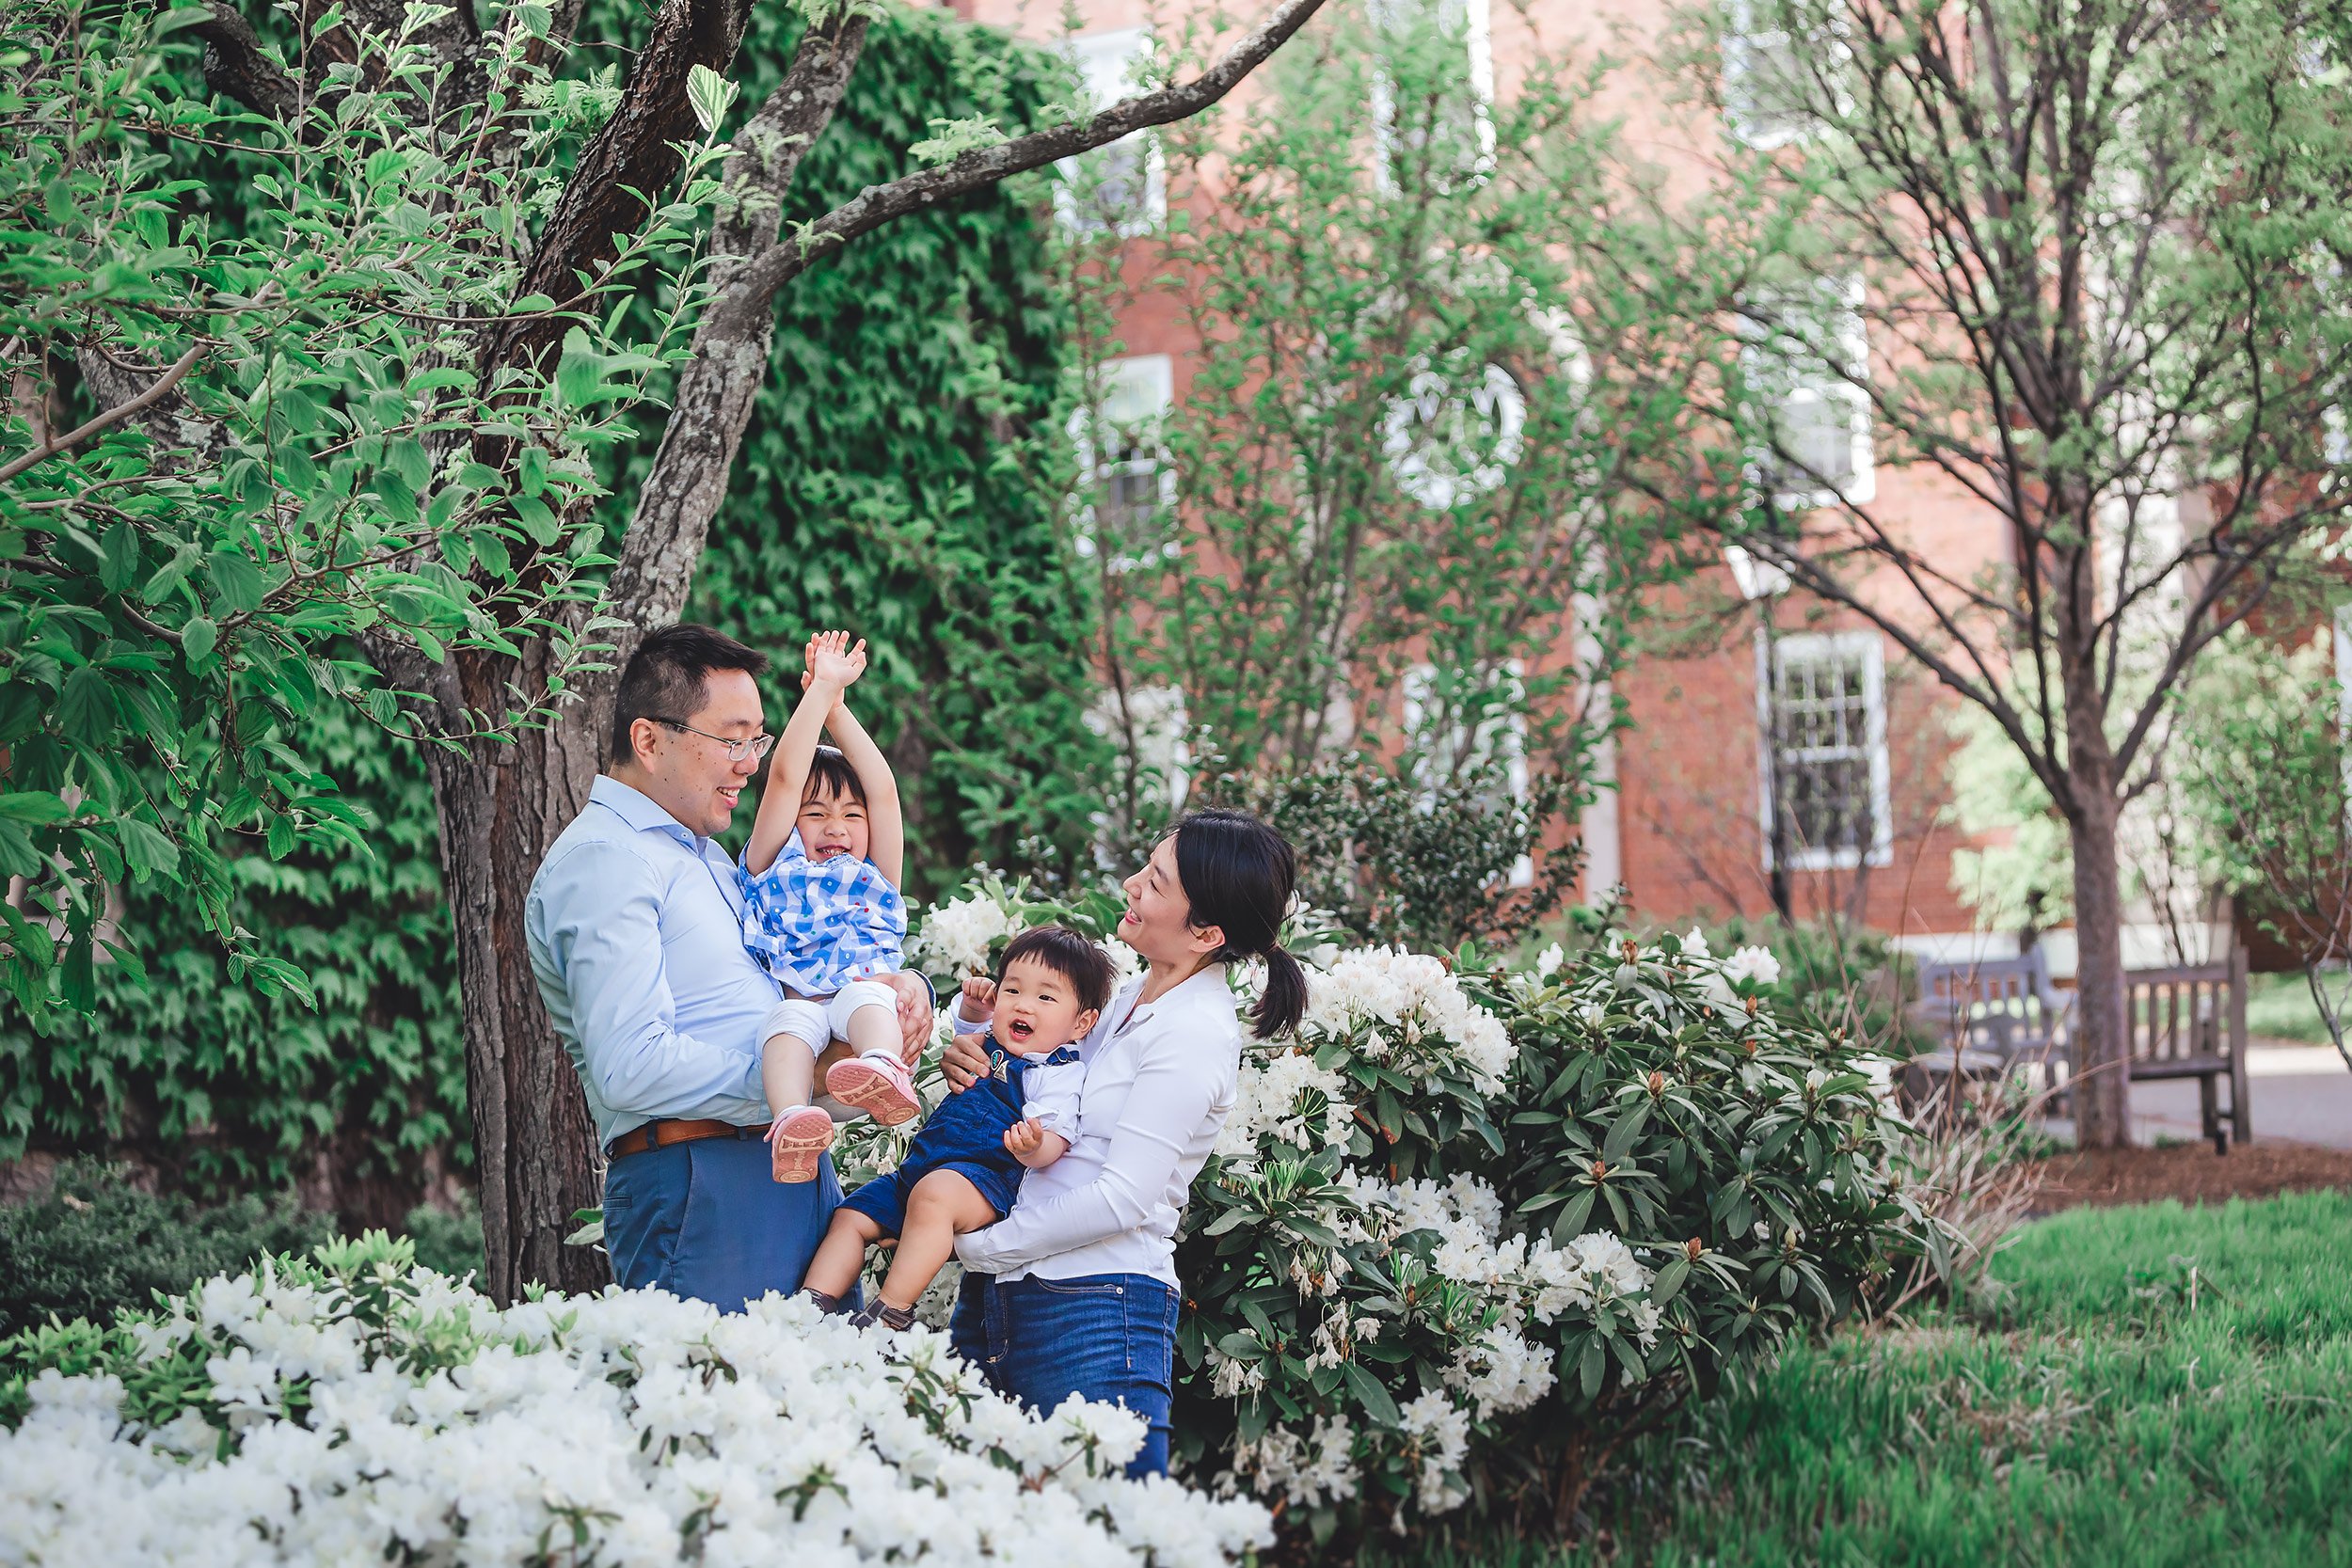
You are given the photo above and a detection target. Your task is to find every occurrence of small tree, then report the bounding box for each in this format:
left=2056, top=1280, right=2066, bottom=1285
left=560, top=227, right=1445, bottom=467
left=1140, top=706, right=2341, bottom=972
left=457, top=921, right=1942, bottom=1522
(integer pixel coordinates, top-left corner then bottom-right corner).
left=1641, top=0, right=2352, bottom=1145
left=5, top=0, right=1334, bottom=1297
left=2176, top=619, right=2352, bottom=1070
left=1065, top=5, right=1720, bottom=940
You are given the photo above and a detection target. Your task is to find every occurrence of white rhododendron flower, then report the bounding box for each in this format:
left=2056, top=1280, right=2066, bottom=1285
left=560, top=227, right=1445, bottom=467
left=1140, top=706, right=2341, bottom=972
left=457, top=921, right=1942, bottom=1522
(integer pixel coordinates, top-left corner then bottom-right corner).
left=0, top=1256, right=1272, bottom=1567
left=1302, top=947, right=1516, bottom=1092
left=1723, top=944, right=1782, bottom=986
left=1216, top=1050, right=1354, bottom=1164
left=1681, top=926, right=1712, bottom=959
left=905, top=888, right=1019, bottom=975
left=1534, top=942, right=1565, bottom=978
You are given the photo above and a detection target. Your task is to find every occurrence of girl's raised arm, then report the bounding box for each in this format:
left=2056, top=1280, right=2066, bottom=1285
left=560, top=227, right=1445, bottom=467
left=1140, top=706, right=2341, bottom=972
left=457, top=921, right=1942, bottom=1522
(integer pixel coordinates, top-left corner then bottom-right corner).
left=822, top=698, right=902, bottom=887
left=746, top=632, right=862, bottom=874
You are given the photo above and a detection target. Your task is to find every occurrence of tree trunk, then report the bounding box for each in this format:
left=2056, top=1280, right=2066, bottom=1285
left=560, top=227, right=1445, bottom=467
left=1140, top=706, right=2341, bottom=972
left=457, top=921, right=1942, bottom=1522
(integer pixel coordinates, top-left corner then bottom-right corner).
left=429, top=644, right=613, bottom=1303
left=2065, top=782, right=2134, bottom=1148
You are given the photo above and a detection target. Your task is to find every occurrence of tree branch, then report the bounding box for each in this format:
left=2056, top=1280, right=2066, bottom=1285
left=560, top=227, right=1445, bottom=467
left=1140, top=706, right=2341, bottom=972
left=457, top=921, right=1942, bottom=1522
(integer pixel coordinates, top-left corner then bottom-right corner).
left=730, top=0, right=1333, bottom=309
left=487, top=0, right=755, bottom=376
left=0, top=343, right=204, bottom=485
left=190, top=1, right=300, bottom=118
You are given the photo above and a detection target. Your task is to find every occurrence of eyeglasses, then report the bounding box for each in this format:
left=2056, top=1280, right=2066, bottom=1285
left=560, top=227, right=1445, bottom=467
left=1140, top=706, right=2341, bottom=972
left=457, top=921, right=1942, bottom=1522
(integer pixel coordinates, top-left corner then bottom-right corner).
left=651, top=719, right=774, bottom=763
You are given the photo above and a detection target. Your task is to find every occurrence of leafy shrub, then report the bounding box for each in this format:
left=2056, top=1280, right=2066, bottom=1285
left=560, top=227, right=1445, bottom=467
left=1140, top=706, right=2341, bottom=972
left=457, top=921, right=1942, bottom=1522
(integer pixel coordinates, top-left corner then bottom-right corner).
left=1689, top=915, right=1931, bottom=1058
left=0, top=1233, right=1272, bottom=1563
left=0, top=1161, right=333, bottom=1338
left=396, top=1195, right=485, bottom=1284
left=902, top=876, right=1926, bottom=1545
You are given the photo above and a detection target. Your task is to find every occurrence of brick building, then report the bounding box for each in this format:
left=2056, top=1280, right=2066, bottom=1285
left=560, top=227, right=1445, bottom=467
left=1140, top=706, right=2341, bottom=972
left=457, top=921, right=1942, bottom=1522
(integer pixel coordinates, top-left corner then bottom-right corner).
left=955, top=0, right=2350, bottom=969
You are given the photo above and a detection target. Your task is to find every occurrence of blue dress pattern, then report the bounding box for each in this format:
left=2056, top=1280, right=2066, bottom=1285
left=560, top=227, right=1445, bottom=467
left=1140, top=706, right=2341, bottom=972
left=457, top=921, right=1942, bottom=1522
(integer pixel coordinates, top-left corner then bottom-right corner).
left=737, top=831, right=906, bottom=994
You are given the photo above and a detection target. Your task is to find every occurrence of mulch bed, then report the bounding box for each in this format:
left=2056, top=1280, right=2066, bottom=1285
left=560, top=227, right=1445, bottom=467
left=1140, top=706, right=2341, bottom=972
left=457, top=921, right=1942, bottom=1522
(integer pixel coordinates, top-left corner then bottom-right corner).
left=2027, top=1141, right=2352, bottom=1212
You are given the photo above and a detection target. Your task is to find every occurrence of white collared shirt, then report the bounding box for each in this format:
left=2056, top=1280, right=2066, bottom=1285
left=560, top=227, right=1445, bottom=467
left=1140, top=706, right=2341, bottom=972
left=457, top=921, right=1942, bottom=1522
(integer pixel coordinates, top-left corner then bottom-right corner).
left=954, top=964, right=1243, bottom=1286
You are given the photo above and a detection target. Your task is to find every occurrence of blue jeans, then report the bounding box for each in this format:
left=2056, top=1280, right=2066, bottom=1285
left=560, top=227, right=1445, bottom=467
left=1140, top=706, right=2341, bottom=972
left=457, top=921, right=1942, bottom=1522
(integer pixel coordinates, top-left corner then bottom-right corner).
left=950, top=1271, right=1180, bottom=1479
left=602, top=1132, right=842, bottom=1312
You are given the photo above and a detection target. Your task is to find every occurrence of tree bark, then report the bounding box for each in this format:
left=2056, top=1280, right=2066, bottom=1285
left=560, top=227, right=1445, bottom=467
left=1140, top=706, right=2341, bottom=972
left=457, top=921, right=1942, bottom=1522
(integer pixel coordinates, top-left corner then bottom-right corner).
left=428, top=639, right=613, bottom=1301
left=2064, top=754, right=2133, bottom=1149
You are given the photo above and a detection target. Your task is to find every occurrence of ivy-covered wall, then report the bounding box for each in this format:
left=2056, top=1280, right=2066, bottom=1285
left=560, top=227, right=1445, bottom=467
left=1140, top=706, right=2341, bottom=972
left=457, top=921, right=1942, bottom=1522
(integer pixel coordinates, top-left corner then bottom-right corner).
left=0, top=7, right=1101, bottom=1224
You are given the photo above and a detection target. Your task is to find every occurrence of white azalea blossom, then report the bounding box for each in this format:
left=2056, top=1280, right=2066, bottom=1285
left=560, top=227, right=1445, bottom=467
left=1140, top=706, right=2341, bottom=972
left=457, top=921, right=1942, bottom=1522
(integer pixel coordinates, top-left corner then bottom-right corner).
left=1723, top=943, right=1782, bottom=986
left=1302, top=947, right=1516, bottom=1093
left=0, top=1255, right=1273, bottom=1567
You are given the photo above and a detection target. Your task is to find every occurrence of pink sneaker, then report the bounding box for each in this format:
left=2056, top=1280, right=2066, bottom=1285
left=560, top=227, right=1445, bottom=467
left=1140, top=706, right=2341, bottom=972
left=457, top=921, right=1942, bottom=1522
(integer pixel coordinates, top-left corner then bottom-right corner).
left=769, top=1106, right=837, bottom=1183
left=824, top=1053, right=921, bottom=1127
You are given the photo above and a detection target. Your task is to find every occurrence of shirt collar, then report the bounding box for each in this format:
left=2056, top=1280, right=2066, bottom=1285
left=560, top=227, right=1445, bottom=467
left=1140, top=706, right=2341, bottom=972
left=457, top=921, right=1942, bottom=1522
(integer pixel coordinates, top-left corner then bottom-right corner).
left=590, top=774, right=696, bottom=843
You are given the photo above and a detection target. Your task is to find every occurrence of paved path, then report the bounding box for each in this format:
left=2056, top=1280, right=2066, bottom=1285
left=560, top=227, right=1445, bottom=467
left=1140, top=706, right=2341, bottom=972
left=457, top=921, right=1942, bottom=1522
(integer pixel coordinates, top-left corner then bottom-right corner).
left=2131, top=1042, right=2352, bottom=1150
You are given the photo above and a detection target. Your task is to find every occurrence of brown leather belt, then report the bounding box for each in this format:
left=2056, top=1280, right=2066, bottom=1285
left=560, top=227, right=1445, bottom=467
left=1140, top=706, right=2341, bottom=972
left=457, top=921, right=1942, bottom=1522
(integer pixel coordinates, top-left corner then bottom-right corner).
left=606, top=1117, right=771, bottom=1161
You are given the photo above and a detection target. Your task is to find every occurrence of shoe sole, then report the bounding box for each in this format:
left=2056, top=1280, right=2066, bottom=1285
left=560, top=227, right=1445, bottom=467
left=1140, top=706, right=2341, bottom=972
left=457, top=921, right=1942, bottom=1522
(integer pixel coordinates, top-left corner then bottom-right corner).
left=824, top=1059, right=920, bottom=1127
left=771, top=1110, right=836, bottom=1183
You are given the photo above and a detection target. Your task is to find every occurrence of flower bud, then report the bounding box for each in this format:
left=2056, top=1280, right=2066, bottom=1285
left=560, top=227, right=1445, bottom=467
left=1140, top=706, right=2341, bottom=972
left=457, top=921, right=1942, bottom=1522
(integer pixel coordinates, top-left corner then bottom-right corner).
left=1743, top=994, right=1759, bottom=1018
left=1685, top=1237, right=1704, bottom=1261
left=1590, top=1158, right=1608, bottom=1180
left=1646, top=1069, right=1666, bottom=1097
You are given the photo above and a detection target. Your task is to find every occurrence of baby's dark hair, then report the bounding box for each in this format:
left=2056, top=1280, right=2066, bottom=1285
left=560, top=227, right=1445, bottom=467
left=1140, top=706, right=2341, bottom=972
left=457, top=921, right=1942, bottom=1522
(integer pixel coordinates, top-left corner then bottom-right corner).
left=997, top=925, right=1118, bottom=1015
left=802, top=743, right=866, bottom=806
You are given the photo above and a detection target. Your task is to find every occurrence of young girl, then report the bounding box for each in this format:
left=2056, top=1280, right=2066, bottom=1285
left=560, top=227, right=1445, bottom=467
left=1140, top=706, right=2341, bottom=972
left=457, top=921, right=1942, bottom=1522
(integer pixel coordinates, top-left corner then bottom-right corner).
left=739, top=631, right=921, bottom=1182
left=800, top=926, right=1117, bottom=1330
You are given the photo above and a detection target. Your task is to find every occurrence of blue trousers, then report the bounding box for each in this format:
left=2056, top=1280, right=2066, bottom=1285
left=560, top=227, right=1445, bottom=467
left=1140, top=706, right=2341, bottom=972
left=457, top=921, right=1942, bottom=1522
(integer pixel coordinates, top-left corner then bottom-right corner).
left=602, top=1132, right=841, bottom=1312
left=949, top=1270, right=1179, bottom=1479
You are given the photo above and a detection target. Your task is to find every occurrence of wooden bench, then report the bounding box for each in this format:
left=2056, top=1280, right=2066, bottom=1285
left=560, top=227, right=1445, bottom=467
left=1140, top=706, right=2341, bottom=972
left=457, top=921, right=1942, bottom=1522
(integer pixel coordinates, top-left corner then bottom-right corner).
left=2119, top=949, right=2252, bottom=1153
left=1908, top=946, right=2254, bottom=1152
left=1905, top=950, right=2073, bottom=1107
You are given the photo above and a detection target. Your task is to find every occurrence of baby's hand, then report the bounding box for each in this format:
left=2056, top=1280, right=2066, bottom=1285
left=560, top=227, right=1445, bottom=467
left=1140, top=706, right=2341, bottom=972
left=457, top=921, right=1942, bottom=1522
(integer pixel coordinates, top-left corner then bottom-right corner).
left=804, top=629, right=866, bottom=690
left=1003, top=1118, right=1046, bottom=1159
left=960, top=975, right=997, bottom=1024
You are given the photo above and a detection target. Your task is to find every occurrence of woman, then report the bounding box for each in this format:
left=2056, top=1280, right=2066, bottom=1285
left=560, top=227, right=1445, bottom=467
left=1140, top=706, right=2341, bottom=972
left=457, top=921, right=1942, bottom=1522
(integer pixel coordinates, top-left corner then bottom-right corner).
left=939, top=808, right=1306, bottom=1479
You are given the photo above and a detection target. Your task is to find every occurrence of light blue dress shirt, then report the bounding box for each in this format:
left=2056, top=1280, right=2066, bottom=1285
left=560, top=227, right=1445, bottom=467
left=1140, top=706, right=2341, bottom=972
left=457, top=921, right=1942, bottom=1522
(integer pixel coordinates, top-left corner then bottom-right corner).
left=526, top=775, right=779, bottom=1148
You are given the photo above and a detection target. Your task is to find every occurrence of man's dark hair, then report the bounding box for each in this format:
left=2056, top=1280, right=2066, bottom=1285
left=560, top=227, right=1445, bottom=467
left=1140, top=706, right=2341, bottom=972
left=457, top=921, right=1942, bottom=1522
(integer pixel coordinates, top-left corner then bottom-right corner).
left=609, top=624, right=770, bottom=766
left=997, top=925, right=1119, bottom=1015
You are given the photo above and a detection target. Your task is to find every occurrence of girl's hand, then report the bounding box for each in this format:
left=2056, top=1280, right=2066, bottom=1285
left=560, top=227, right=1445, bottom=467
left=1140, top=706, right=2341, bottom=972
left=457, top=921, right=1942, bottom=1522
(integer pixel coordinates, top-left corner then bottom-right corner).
left=959, top=975, right=997, bottom=1024
left=804, top=629, right=866, bottom=690
left=1002, top=1118, right=1045, bottom=1158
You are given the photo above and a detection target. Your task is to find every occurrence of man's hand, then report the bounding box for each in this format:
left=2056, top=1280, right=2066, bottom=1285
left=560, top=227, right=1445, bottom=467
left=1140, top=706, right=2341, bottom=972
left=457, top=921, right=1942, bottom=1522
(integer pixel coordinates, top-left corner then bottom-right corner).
left=959, top=975, right=996, bottom=1025
left=942, top=1031, right=992, bottom=1092
left=886, top=971, right=932, bottom=1065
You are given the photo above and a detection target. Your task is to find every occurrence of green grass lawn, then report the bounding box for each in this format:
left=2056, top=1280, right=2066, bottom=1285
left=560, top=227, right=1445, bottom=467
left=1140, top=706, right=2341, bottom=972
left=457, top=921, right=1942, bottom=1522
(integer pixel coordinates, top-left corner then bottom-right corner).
left=1405, top=1190, right=2352, bottom=1568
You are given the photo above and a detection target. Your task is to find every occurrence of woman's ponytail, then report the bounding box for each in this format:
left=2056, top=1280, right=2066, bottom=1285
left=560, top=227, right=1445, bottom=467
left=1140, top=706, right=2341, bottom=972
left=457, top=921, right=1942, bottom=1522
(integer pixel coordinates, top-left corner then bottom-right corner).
left=1169, top=808, right=1307, bottom=1040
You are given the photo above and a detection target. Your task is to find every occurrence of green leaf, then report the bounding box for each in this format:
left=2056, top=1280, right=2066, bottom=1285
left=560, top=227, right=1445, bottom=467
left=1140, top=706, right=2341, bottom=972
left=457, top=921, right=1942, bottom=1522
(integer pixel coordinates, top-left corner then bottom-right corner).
left=182, top=616, right=218, bottom=662
left=686, top=63, right=738, bottom=135
left=207, top=547, right=267, bottom=614
left=100, top=522, right=141, bottom=594
left=1343, top=1360, right=1401, bottom=1426
left=56, top=666, right=115, bottom=744
left=115, top=816, right=181, bottom=880
left=0, top=793, right=72, bottom=825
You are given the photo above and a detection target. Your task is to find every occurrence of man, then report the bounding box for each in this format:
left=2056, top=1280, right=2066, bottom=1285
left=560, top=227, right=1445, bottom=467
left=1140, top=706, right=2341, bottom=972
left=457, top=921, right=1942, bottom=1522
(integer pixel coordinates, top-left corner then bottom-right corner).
left=525, top=624, right=931, bottom=1309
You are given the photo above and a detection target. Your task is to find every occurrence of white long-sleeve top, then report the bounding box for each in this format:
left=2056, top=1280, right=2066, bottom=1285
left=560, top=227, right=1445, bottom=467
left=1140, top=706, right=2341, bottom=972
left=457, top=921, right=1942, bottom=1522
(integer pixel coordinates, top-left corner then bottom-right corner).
left=953, top=964, right=1242, bottom=1286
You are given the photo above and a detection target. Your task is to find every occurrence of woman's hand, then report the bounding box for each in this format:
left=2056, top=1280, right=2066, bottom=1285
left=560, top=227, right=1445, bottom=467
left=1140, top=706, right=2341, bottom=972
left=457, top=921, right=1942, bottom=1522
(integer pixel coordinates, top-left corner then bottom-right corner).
left=941, top=1031, right=992, bottom=1091
left=885, top=972, right=932, bottom=1064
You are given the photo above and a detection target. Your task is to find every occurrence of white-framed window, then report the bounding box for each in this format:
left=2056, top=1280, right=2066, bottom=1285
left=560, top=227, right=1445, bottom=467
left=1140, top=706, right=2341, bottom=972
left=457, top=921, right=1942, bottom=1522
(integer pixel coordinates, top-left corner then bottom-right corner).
left=1740, top=274, right=1874, bottom=510
left=1381, top=358, right=1526, bottom=510
left=1756, top=630, right=1890, bottom=870
left=1370, top=0, right=1495, bottom=190
left=2335, top=602, right=2351, bottom=746
left=1722, top=0, right=1846, bottom=149
left=1056, top=28, right=1166, bottom=237
left=1070, top=354, right=1178, bottom=571
left=1403, top=660, right=1534, bottom=885
left=1089, top=683, right=1191, bottom=812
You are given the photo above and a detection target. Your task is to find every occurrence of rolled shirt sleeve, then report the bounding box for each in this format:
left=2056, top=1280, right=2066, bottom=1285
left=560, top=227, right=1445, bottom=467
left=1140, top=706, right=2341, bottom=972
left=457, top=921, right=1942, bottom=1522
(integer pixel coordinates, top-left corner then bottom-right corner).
left=1015, top=1060, right=1086, bottom=1141
left=530, top=836, right=765, bottom=1131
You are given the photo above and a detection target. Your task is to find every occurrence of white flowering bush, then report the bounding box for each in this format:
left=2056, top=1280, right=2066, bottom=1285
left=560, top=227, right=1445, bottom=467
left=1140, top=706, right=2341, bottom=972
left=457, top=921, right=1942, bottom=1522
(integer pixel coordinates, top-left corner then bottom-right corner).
left=899, top=877, right=1924, bottom=1544
left=0, top=1233, right=1271, bottom=1565
left=1174, top=927, right=1926, bottom=1543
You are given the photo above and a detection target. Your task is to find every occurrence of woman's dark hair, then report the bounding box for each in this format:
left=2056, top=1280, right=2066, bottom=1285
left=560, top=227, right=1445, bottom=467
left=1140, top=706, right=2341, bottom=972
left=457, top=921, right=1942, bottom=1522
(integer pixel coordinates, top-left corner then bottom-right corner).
left=609, top=623, right=769, bottom=765
left=1168, top=808, right=1305, bottom=1039
left=803, top=743, right=866, bottom=806
left=997, top=925, right=1119, bottom=1015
